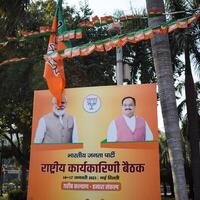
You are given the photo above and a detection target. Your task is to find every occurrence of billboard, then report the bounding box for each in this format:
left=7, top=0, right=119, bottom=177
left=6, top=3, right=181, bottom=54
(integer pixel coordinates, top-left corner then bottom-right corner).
left=28, top=84, right=160, bottom=200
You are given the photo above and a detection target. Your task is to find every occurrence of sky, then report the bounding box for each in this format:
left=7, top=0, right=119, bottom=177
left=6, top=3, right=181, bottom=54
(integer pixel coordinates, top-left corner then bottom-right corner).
left=66, top=0, right=146, bottom=16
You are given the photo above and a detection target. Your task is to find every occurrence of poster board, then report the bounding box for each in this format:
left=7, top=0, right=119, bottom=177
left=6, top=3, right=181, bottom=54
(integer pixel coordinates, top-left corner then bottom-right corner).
left=28, top=84, right=160, bottom=200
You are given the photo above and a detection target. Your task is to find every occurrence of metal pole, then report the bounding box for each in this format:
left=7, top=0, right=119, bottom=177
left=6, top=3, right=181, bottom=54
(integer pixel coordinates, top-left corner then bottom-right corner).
left=108, top=22, right=124, bottom=85
left=116, top=46, right=123, bottom=85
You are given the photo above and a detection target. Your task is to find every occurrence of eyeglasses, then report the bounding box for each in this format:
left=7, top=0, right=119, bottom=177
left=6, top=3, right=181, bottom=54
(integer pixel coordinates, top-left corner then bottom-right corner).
left=122, top=103, right=135, bottom=107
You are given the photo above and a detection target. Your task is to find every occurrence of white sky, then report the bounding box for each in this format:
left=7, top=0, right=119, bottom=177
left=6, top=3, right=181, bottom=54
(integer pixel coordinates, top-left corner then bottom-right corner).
left=66, top=0, right=146, bottom=16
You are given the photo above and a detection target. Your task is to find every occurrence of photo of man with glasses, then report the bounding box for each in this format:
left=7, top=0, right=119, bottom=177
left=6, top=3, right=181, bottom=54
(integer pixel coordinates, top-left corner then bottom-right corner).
left=107, top=96, right=153, bottom=142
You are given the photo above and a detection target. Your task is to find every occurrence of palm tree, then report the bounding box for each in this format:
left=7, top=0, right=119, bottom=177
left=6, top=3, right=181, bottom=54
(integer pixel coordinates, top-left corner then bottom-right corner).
left=112, top=9, right=156, bottom=84
left=160, top=133, right=175, bottom=197
left=145, top=0, right=188, bottom=199
left=165, top=1, right=200, bottom=199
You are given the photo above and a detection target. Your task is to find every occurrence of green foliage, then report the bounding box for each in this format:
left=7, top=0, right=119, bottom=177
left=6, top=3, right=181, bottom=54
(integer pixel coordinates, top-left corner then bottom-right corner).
left=0, top=195, right=7, bottom=200
left=122, top=11, right=156, bottom=83
left=0, top=0, right=116, bottom=174
left=7, top=189, right=26, bottom=200
left=0, top=0, right=27, bottom=37
left=167, top=0, right=200, bottom=78
left=166, top=1, right=200, bottom=198
left=0, top=63, right=32, bottom=170
left=159, top=133, right=173, bottom=185
left=3, top=183, right=17, bottom=194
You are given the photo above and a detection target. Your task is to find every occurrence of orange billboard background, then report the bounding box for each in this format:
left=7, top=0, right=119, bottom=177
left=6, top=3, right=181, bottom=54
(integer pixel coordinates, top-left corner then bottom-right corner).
left=28, top=84, right=161, bottom=200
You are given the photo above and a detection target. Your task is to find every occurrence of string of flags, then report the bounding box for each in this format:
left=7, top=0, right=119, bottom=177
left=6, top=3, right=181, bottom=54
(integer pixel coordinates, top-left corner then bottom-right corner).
left=1, top=0, right=200, bottom=106
left=1, top=10, right=199, bottom=45
left=43, top=14, right=199, bottom=61
left=0, top=14, right=141, bottom=48
left=0, top=13, right=199, bottom=67
left=21, top=25, right=51, bottom=37
left=0, top=14, right=141, bottom=47
left=78, top=15, right=140, bottom=27
left=0, top=26, right=82, bottom=46
left=43, top=5, right=200, bottom=107
left=20, top=27, right=82, bottom=41
left=0, top=57, right=27, bottom=66
left=77, top=8, right=200, bottom=27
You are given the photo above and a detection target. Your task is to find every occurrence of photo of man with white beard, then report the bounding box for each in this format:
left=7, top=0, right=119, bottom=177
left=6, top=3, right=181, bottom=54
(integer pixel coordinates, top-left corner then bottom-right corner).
left=34, top=96, right=78, bottom=144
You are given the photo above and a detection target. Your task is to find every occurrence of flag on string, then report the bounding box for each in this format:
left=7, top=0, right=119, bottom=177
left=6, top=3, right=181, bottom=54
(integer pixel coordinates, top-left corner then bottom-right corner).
left=43, top=0, right=70, bottom=106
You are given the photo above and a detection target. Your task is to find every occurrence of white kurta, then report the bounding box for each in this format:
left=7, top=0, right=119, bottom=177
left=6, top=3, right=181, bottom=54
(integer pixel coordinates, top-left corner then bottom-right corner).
left=107, top=115, right=153, bottom=142
left=34, top=116, right=78, bottom=143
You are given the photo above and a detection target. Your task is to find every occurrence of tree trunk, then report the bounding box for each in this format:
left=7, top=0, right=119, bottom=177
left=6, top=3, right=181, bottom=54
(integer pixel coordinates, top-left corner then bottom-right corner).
left=188, top=168, right=194, bottom=199
left=163, top=181, right=167, bottom=197
left=145, top=0, right=188, bottom=199
left=20, top=164, right=27, bottom=192
left=0, top=141, right=4, bottom=196
left=20, top=131, right=29, bottom=192
left=185, top=38, right=200, bottom=200
left=170, top=178, right=175, bottom=197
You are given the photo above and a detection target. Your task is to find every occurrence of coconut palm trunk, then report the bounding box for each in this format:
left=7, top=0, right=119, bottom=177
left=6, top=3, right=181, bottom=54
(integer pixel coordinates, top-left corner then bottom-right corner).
left=145, top=0, right=188, bottom=199
left=185, top=37, right=200, bottom=200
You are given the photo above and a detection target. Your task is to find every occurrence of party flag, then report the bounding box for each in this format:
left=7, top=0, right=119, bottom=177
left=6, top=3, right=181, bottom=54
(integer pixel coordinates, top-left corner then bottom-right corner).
left=43, top=0, right=70, bottom=106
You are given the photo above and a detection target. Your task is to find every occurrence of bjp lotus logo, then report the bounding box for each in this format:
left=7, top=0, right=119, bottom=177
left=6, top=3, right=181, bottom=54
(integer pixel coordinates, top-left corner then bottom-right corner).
left=83, top=94, right=101, bottom=113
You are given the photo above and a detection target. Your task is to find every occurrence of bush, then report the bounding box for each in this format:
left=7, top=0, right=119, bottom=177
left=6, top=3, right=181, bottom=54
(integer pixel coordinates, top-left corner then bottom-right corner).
left=3, top=183, right=16, bottom=193
left=8, top=189, right=26, bottom=200
left=0, top=195, right=8, bottom=200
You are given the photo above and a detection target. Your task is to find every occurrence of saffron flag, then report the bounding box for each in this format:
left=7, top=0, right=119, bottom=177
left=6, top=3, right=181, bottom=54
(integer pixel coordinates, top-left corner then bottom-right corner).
left=43, top=0, right=71, bottom=106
